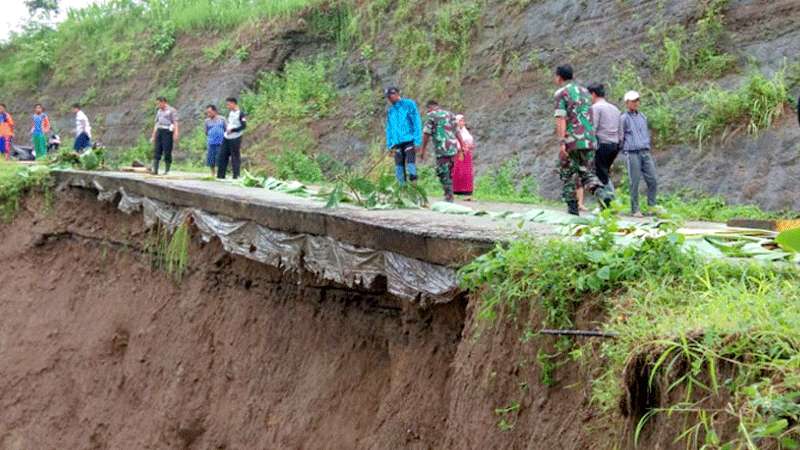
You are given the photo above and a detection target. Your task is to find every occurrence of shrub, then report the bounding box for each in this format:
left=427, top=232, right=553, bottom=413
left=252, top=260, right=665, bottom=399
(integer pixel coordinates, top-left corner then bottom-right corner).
left=202, top=39, right=232, bottom=62
left=271, top=150, right=324, bottom=183
left=695, top=70, right=789, bottom=144
left=150, top=20, right=176, bottom=57
left=245, top=60, right=336, bottom=122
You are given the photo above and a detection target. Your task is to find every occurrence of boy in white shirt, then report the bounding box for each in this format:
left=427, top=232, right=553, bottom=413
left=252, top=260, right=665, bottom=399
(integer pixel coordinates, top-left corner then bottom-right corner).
left=72, top=103, right=92, bottom=152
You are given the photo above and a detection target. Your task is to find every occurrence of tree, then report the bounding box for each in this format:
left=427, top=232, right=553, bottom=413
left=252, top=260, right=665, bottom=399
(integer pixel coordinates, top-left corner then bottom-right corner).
left=25, top=0, right=59, bottom=20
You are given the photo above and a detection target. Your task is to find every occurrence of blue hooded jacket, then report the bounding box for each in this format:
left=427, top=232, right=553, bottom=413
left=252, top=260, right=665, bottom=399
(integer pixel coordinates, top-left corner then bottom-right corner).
left=385, top=98, right=422, bottom=149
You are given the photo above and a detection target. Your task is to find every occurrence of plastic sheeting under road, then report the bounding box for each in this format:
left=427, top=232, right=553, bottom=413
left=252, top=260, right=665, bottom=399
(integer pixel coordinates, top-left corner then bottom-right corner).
left=66, top=178, right=460, bottom=305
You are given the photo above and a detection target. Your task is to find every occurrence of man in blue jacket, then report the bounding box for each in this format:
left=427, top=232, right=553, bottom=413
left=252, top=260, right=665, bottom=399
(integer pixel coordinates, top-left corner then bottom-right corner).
left=384, top=87, right=422, bottom=184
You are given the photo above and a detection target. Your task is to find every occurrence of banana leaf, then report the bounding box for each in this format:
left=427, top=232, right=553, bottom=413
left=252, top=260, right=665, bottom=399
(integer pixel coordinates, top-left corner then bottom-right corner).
left=776, top=228, right=800, bottom=253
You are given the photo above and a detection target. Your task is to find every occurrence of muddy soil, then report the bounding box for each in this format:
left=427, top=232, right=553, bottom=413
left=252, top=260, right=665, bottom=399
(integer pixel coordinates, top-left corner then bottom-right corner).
left=0, top=188, right=675, bottom=449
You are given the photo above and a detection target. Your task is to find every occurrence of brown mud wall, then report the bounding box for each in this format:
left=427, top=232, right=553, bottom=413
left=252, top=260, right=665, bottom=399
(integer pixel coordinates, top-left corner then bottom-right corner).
left=1, top=188, right=679, bottom=449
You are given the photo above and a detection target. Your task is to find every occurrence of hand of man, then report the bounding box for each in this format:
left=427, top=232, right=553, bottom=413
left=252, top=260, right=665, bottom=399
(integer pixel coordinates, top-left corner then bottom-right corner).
left=559, top=143, right=569, bottom=162
left=150, top=135, right=155, bottom=144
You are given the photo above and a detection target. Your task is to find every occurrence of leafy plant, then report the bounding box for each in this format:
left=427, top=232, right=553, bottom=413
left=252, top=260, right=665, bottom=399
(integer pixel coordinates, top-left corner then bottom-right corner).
left=494, top=401, right=521, bottom=432
left=776, top=228, right=800, bottom=252
left=323, top=171, right=428, bottom=210
left=150, top=20, right=176, bottom=57
left=202, top=38, right=232, bottom=62
left=271, top=150, right=324, bottom=183
left=235, top=45, right=249, bottom=62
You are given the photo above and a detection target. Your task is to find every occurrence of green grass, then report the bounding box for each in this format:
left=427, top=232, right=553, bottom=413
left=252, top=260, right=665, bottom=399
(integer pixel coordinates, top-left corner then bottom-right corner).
left=694, top=70, right=790, bottom=145
left=145, top=221, right=191, bottom=282
left=0, top=162, right=52, bottom=221
left=415, top=157, right=543, bottom=203
left=149, top=0, right=326, bottom=33
left=611, top=176, right=790, bottom=222
left=473, top=159, right=542, bottom=203
left=599, top=259, right=800, bottom=449
left=645, top=0, right=735, bottom=83
left=461, top=214, right=800, bottom=447
left=658, top=190, right=789, bottom=222
left=609, top=0, right=789, bottom=149
left=382, top=0, right=483, bottom=103
left=0, top=0, right=327, bottom=93
left=202, top=38, right=233, bottom=62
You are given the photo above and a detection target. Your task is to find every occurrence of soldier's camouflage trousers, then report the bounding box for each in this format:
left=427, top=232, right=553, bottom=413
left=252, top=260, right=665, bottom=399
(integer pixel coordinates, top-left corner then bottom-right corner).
left=559, top=148, right=603, bottom=204
left=437, top=155, right=455, bottom=201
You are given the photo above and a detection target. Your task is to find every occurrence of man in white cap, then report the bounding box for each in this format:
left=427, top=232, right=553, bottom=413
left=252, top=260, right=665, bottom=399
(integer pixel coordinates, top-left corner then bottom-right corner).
left=619, top=91, right=659, bottom=217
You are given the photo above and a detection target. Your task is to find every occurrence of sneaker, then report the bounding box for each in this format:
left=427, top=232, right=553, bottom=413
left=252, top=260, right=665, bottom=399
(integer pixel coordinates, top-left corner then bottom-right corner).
left=632, top=211, right=644, bottom=218
left=648, top=205, right=667, bottom=216
left=595, top=187, right=615, bottom=210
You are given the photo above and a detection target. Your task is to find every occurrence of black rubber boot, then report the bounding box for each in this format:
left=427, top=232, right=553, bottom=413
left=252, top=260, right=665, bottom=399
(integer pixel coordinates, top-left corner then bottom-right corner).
left=152, top=160, right=159, bottom=175
left=164, top=162, right=171, bottom=175
left=567, top=200, right=580, bottom=216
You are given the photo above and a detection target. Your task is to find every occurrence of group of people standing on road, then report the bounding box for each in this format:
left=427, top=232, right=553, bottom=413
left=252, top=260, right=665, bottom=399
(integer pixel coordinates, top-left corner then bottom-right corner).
left=149, top=96, right=247, bottom=179
left=8, top=61, right=668, bottom=216
left=384, top=87, right=477, bottom=202
left=554, top=64, right=659, bottom=217
left=0, top=102, right=93, bottom=161
left=382, top=64, right=661, bottom=216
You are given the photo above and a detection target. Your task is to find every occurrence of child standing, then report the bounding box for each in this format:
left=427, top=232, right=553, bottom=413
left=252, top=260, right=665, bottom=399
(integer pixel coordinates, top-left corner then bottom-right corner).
left=31, top=104, right=50, bottom=160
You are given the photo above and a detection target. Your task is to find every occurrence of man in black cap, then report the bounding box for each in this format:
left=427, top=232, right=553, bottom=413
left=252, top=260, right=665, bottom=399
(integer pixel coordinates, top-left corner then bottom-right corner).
left=384, top=87, right=422, bottom=184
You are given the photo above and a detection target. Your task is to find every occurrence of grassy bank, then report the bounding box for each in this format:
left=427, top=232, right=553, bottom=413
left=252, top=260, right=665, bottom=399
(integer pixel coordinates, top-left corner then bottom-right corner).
left=0, top=162, right=51, bottom=221
left=460, top=215, right=800, bottom=447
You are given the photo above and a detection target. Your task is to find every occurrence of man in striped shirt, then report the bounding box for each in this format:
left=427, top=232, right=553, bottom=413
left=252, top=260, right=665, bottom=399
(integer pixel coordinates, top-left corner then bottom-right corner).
left=619, top=91, right=659, bottom=217
left=384, top=87, right=422, bottom=185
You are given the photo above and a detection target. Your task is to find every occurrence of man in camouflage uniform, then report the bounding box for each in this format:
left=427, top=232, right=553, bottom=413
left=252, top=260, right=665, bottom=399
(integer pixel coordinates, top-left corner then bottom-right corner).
left=421, top=100, right=465, bottom=202
left=553, top=65, right=614, bottom=215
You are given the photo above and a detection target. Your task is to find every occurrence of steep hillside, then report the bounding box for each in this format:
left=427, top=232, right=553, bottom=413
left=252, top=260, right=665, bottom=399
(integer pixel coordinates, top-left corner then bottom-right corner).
left=1, top=0, right=799, bottom=209
left=0, top=185, right=623, bottom=449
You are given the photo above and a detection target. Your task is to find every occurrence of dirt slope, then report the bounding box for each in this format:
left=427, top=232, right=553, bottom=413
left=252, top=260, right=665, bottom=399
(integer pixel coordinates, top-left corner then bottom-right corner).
left=0, top=188, right=678, bottom=449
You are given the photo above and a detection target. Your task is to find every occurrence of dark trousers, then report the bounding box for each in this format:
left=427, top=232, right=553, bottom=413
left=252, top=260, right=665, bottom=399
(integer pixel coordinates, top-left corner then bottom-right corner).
left=595, top=142, right=619, bottom=186
left=217, top=137, right=242, bottom=179
left=436, top=155, right=455, bottom=201
left=74, top=132, right=91, bottom=152
left=392, top=141, right=417, bottom=184
left=154, top=129, right=173, bottom=164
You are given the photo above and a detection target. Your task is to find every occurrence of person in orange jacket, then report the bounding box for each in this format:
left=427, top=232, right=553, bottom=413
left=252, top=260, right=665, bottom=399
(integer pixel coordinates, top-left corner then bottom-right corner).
left=0, top=103, right=14, bottom=160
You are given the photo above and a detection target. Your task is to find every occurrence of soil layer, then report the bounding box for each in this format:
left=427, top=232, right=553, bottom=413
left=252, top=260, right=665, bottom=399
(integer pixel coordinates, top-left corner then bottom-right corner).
left=0, top=188, right=669, bottom=449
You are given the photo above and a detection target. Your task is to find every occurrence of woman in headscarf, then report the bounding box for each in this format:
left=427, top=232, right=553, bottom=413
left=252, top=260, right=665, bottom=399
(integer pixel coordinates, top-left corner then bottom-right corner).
left=453, top=114, right=475, bottom=200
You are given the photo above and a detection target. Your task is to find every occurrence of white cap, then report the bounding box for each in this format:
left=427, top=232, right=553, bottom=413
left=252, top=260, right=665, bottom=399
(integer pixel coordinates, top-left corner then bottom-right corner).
left=623, top=90, right=641, bottom=102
